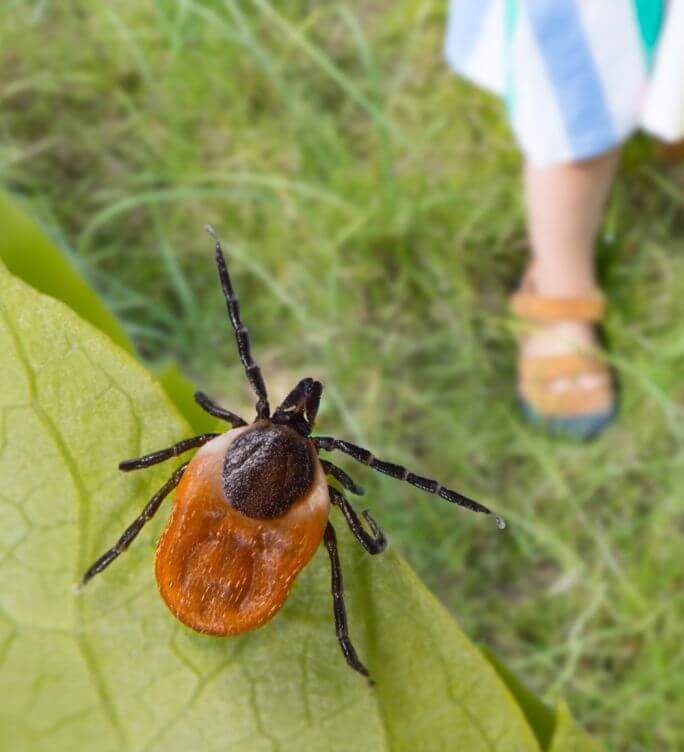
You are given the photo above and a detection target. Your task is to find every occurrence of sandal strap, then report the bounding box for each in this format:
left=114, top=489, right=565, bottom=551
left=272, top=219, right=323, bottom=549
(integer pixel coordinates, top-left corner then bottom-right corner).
left=519, top=354, right=613, bottom=415
left=510, top=291, right=606, bottom=322
left=520, top=382, right=613, bottom=416
left=519, top=353, right=607, bottom=384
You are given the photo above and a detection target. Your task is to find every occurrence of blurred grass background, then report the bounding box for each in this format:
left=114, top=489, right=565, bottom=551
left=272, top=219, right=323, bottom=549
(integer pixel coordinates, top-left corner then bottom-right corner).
left=1, top=2, right=683, bottom=749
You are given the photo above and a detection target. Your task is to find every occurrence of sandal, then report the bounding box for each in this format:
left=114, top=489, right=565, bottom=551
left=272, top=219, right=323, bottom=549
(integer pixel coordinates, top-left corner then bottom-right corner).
left=510, top=267, right=617, bottom=439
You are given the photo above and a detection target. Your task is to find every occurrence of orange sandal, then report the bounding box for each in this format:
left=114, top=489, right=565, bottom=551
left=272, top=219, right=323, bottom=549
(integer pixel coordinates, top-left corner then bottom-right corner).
left=510, top=269, right=617, bottom=439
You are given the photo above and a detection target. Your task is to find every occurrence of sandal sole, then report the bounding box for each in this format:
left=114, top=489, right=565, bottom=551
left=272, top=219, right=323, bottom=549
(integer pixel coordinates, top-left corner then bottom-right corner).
left=519, top=397, right=618, bottom=440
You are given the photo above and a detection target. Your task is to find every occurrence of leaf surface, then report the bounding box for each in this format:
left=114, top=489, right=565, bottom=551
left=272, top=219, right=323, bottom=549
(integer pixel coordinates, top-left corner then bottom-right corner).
left=0, top=260, right=601, bottom=751
left=548, top=703, right=603, bottom=752
left=0, top=260, right=540, bottom=750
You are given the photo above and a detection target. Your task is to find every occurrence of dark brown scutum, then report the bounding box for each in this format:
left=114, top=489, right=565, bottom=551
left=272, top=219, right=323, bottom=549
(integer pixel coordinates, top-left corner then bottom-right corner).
left=222, top=422, right=314, bottom=518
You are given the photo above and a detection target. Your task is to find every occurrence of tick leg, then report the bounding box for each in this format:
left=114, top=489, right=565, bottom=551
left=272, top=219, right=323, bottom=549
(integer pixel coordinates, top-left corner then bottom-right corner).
left=206, top=225, right=270, bottom=420
left=329, top=487, right=387, bottom=555
left=313, top=436, right=505, bottom=529
left=119, top=434, right=219, bottom=472
left=194, top=391, right=247, bottom=427
left=80, top=462, right=188, bottom=587
left=323, top=522, right=372, bottom=683
left=320, top=459, right=365, bottom=496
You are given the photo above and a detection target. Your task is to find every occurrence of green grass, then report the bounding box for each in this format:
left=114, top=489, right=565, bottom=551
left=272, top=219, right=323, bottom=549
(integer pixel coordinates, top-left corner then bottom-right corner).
left=2, top=2, right=683, bottom=749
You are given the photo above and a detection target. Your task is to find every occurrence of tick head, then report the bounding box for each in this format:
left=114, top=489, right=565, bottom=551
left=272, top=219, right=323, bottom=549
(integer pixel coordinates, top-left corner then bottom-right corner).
left=271, top=377, right=323, bottom=436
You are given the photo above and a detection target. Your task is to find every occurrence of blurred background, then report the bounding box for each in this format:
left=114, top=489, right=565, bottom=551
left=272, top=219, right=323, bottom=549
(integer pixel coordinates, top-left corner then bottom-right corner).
left=1, top=2, right=683, bottom=749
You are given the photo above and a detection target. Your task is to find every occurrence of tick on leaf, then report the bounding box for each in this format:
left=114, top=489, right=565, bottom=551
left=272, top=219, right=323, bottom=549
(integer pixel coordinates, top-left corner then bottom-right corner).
left=81, top=225, right=505, bottom=683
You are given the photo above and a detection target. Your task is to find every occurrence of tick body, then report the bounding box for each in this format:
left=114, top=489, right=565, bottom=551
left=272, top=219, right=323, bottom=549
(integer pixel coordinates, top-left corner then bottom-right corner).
left=155, top=424, right=329, bottom=635
left=81, top=225, right=505, bottom=683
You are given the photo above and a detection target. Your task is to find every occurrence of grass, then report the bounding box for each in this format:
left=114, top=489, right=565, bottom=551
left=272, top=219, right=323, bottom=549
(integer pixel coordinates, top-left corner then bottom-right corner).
left=2, top=2, right=683, bottom=749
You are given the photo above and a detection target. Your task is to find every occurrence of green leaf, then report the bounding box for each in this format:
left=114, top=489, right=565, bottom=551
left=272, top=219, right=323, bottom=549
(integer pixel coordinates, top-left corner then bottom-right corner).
left=0, top=260, right=546, bottom=750
left=482, top=647, right=556, bottom=751
left=548, top=702, right=603, bottom=752
left=481, top=652, right=603, bottom=752
left=0, top=192, right=134, bottom=354
left=0, top=191, right=215, bottom=434
left=0, top=259, right=603, bottom=751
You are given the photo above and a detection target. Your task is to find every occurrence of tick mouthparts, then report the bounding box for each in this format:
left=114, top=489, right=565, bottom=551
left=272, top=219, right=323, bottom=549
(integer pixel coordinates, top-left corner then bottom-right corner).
left=495, top=515, right=507, bottom=530
left=204, top=223, right=218, bottom=240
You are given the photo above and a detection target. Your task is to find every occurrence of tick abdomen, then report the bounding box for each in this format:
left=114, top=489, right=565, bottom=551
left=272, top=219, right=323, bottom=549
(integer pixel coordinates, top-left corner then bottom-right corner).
left=154, top=426, right=330, bottom=635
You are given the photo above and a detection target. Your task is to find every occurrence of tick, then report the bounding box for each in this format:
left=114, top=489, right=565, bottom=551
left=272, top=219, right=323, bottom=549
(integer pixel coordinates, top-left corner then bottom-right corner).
left=81, top=225, right=505, bottom=683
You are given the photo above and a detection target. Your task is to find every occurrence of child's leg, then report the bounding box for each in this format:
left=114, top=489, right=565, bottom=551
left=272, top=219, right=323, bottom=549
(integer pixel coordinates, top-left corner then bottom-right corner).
left=525, top=148, right=622, bottom=297
left=521, top=149, right=621, bottom=393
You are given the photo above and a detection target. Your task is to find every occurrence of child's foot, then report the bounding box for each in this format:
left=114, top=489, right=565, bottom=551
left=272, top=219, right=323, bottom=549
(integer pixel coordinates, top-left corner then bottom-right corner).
left=511, top=268, right=617, bottom=439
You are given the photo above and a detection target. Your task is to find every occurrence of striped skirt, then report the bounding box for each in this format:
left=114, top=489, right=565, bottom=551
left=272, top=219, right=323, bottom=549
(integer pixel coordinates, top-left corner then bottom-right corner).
left=445, top=0, right=684, bottom=165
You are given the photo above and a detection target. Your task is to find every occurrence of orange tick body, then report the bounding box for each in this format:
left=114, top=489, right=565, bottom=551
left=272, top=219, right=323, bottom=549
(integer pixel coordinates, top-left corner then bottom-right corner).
left=81, top=225, right=504, bottom=682
left=155, top=424, right=329, bottom=636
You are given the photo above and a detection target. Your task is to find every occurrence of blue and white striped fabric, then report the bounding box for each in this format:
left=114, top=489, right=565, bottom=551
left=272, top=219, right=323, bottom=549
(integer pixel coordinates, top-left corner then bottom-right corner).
left=445, top=0, right=682, bottom=165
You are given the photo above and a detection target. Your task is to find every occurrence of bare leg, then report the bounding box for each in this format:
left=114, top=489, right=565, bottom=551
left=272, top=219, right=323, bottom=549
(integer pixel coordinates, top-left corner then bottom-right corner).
left=322, top=522, right=372, bottom=683
left=523, top=149, right=621, bottom=391
left=80, top=462, right=188, bottom=586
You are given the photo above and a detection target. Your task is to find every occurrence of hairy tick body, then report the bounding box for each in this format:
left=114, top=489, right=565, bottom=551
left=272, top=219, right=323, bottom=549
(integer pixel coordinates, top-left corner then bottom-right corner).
left=222, top=422, right=314, bottom=519
left=81, top=225, right=505, bottom=683
left=156, top=426, right=329, bottom=636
